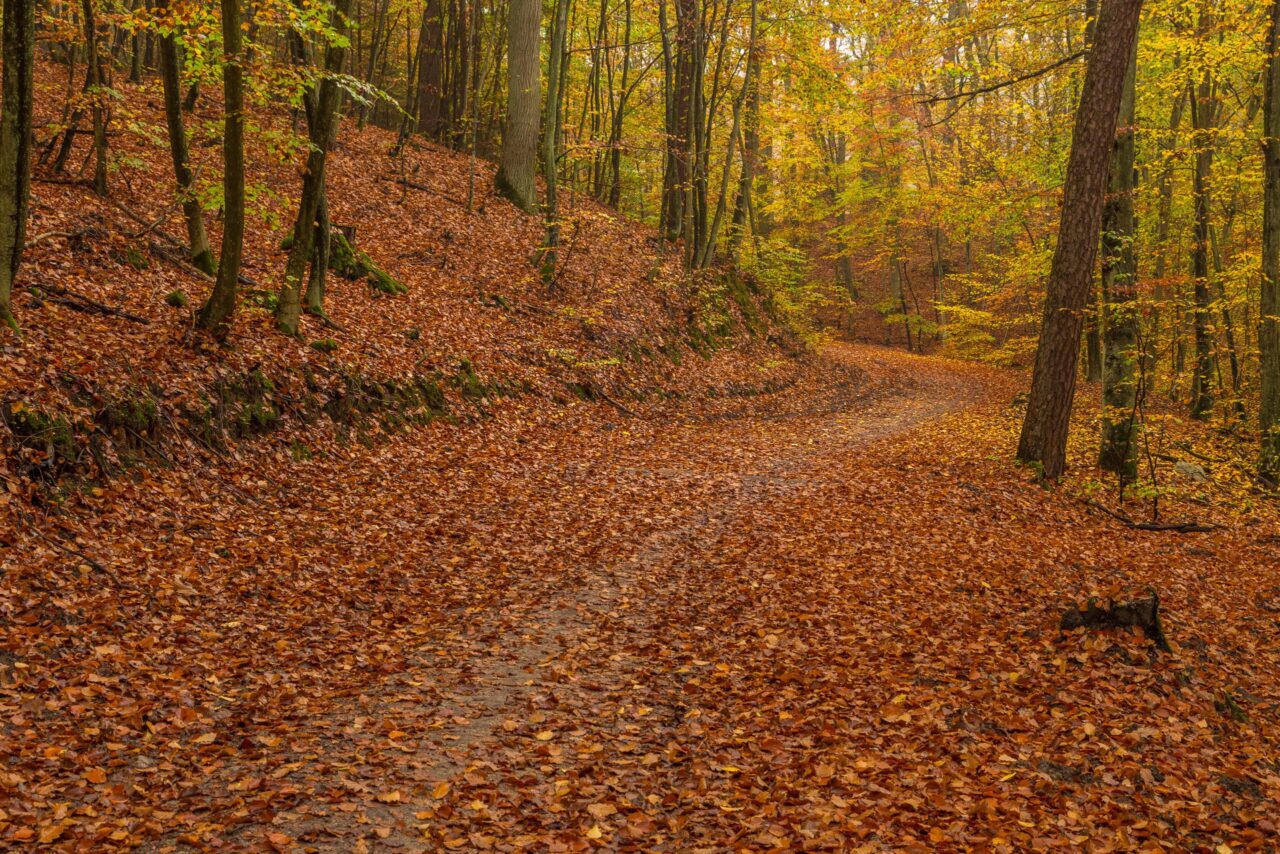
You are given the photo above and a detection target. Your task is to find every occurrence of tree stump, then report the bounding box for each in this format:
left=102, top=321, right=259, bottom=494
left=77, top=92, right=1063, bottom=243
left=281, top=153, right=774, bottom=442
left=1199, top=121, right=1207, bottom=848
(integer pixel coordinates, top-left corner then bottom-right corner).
left=1060, top=592, right=1171, bottom=652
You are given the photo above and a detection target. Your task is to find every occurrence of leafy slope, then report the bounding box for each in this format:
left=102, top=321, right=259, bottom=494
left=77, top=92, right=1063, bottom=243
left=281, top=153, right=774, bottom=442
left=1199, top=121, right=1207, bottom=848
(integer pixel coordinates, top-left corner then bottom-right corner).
left=3, top=63, right=828, bottom=488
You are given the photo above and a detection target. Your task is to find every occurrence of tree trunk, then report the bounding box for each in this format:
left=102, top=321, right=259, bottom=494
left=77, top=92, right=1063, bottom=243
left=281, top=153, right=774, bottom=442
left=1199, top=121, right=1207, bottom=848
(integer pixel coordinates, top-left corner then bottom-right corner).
left=278, top=0, right=351, bottom=335
left=539, top=0, right=570, bottom=282
left=1263, top=0, right=1280, bottom=473
left=156, top=0, right=214, bottom=274
left=1099, top=38, right=1139, bottom=479
left=82, top=0, right=109, bottom=196
left=1188, top=65, right=1216, bottom=419
left=196, top=0, right=246, bottom=334
left=494, top=0, right=539, bottom=212
left=0, top=0, right=35, bottom=334
left=415, top=0, right=444, bottom=137
left=1017, top=0, right=1144, bottom=479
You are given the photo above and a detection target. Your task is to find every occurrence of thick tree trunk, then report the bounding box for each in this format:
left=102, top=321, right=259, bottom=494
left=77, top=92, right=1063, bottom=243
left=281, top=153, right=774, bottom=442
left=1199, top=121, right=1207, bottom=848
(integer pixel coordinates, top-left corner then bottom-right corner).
left=415, top=0, right=444, bottom=137
left=156, top=0, right=214, bottom=274
left=0, top=0, right=35, bottom=334
left=494, top=0, right=539, bottom=212
left=196, top=0, right=246, bottom=334
left=1099, top=39, right=1139, bottom=479
left=1017, top=0, right=1144, bottom=479
left=1261, top=0, right=1280, bottom=472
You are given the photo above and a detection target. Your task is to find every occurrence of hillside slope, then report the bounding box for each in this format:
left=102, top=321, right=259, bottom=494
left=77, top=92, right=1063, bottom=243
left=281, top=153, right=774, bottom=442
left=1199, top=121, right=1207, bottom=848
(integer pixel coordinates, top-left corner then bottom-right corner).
left=1, top=65, right=853, bottom=495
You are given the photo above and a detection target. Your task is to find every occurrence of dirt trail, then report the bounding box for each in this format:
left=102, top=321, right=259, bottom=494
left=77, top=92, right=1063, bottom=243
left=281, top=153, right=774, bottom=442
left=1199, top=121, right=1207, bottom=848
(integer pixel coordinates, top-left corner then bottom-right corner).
left=15, top=344, right=1280, bottom=852
left=251, top=344, right=991, bottom=850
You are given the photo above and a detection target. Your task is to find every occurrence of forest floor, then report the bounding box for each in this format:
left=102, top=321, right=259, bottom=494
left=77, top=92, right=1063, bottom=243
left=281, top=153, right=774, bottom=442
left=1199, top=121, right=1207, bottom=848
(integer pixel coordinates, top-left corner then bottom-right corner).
left=5, top=342, right=1280, bottom=852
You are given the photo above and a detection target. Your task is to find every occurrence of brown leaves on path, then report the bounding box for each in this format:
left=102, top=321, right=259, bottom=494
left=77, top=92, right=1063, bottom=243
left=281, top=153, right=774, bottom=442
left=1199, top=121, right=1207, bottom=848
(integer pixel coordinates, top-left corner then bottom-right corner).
left=3, top=345, right=1279, bottom=852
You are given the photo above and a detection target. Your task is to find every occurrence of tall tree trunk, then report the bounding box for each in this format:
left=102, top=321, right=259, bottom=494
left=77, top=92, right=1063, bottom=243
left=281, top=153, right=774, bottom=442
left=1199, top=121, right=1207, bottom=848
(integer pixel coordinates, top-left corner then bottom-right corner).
left=415, top=0, right=444, bottom=137
left=278, top=0, right=351, bottom=335
left=1263, top=0, right=1280, bottom=473
left=82, top=0, right=109, bottom=195
left=1188, top=65, right=1216, bottom=419
left=494, top=0, right=539, bottom=212
left=540, top=0, right=571, bottom=282
left=197, top=0, right=246, bottom=334
left=156, top=0, right=214, bottom=274
left=1099, top=38, right=1139, bottom=478
left=0, top=0, right=35, bottom=334
left=1017, top=0, right=1144, bottom=479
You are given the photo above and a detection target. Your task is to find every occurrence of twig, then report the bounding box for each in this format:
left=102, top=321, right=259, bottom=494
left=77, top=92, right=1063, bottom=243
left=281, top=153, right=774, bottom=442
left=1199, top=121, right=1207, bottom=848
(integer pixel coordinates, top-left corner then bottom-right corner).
left=16, top=508, right=124, bottom=589
left=36, top=284, right=150, bottom=324
left=24, top=229, right=88, bottom=249
left=1080, top=499, right=1220, bottom=534
left=920, top=51, right=1088, bottom=104
left=380, top=175, right=471, bottom=210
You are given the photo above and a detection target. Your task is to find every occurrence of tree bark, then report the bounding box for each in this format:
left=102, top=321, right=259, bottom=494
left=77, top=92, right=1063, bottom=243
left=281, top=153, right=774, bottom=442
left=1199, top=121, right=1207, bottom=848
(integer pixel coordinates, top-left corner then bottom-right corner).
left=278, top=0, right=351, bottom=335
left=494, top=0, right=539, bottom=212
left=1261, top=0, right=1280, bottom=472
left=1017, top=0, right=1144, bottom=479
left=1099, top=38, right=1139, bottom=478
left=196, top=0, right=246, bottom=334
left=156, top=0, right=214, bottom=274
left=0, top=0, right=35, bottom=334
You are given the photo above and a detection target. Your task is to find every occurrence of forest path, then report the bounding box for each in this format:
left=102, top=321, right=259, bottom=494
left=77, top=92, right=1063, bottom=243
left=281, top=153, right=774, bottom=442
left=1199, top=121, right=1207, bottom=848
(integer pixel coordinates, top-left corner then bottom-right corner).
left=20, top=343, right=1279, bottom=852
left=251, top=343, right=995, bottom=851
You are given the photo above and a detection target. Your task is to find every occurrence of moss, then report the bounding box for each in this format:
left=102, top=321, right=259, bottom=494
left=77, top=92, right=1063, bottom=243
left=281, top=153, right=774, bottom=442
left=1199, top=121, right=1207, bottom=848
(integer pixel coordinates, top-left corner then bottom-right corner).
left=165, top=290, right=189, bottom=309
left=452, top=360, right=490, bottom=401
left=104, top=392, right=159, bottom=434
left=327, top=231, right=407, bottom=296
left=311, top=338, right=339, bottom=354
left=4, top=404, right=77, bottom=470
left=126, top=246, right=150, bottom=271
left=236, top=400, right=279, bottom=435
left=290, top=440, right=313, bottom=461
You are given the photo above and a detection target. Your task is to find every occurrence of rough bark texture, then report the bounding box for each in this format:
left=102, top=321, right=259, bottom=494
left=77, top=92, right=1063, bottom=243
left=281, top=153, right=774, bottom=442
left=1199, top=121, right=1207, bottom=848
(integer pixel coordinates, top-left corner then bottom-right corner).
left=1016, top=0, right=1144, bottom=479
left=494, top=0, right=539, bottom=213
left=197, top=0, right=246, bottom=334
left=1099, top=41, right=1139, bottom=478
left=415, top=0, right=444, bottom=137
left=1263, top=0, right=1280, bottom=473
left=157, top=0, right=214, bottom=275
left=0, top=0, right=35, bottom=333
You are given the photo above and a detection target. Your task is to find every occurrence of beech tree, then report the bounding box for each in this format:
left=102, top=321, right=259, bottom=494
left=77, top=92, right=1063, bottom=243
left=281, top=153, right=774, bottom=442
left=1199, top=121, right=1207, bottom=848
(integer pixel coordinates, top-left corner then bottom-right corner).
left=156, top=0, right=214, bottom=274
left=196, top=0, right=246, bottom=333
left=494, top=0, right=539, bottom=212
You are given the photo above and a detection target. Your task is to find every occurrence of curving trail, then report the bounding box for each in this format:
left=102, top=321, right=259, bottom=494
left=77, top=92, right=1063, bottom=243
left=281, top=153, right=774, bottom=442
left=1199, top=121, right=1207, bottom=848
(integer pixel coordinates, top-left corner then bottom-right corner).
left=11, top=345, right=1280, bottom=852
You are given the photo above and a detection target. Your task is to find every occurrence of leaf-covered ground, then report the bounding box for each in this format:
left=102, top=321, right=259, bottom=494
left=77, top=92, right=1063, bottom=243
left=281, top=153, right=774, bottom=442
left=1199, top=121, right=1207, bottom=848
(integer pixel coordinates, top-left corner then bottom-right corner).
left=3, top=344, right=1279, bottom=852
